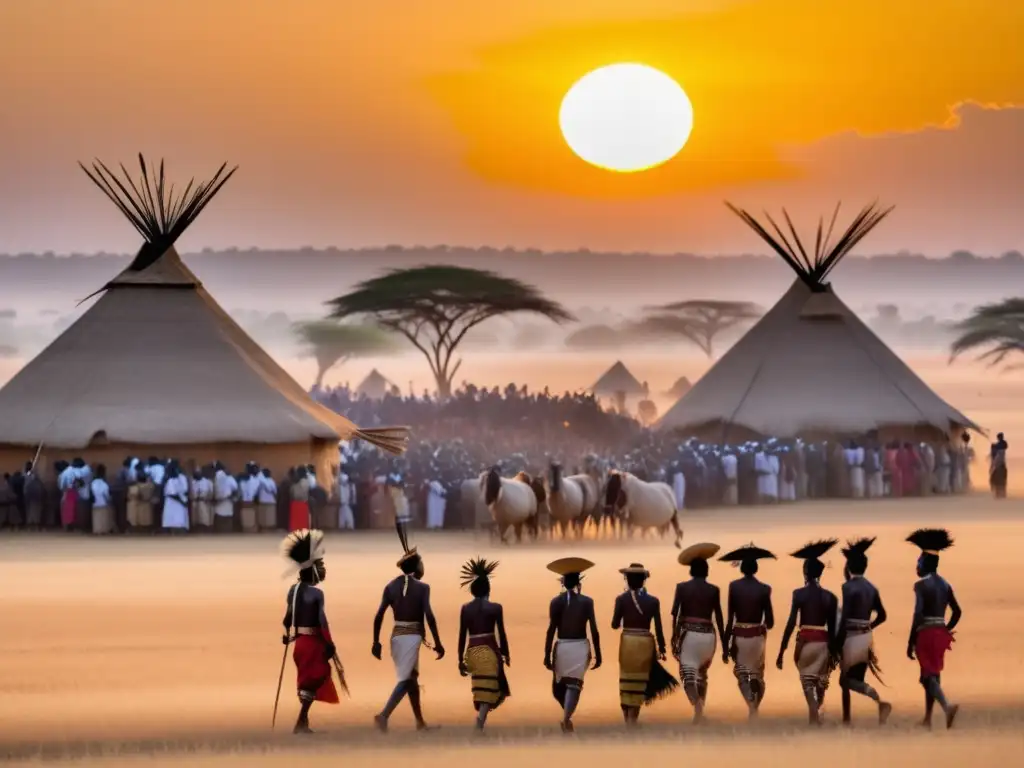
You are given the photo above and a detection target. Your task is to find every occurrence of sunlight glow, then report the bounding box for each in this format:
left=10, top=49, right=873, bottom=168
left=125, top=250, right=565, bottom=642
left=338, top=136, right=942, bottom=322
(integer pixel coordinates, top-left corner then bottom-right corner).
left=558, top=63, right=694, bottom=173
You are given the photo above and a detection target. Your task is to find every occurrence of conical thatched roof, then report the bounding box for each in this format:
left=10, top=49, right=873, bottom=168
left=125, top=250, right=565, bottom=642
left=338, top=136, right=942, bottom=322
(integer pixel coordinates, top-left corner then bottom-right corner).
left=0, top=156, right=408, bottom=454
left=665, top=376, right=693, bottom=400
left=658, top=202, right=977, bottom=438
left=356, top=368, right=394, bottom=399
left=590, top=361, right=645, bottom=396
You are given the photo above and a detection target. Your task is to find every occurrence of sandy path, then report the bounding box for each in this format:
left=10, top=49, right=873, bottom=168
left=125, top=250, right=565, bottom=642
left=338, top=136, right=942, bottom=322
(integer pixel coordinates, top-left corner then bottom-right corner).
left=1, top=496, right=1022, bottom=761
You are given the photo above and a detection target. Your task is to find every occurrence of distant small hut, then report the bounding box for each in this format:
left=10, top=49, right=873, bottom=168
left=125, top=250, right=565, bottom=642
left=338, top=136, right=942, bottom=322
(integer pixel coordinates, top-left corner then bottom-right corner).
left=665, top=376, right=693, bottom=401
left=590, top=361, right=646, bottom=414
left=356, top=369, right=395, bottom=400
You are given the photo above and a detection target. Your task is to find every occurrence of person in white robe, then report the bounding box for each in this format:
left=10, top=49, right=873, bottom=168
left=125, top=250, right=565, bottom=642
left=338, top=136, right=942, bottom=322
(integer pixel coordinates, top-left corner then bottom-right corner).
left=192, top=468, right=214, bottom=528
left=257, top=468, right=278, bottom=530
left=845, top=441, right=866, bottom=499
left=864, top=446, right=884, bottom=498
left=935, top=443, right=951, bottom=494
left=919, top=443, right=936, bottom=496
left=146, top=458, right=165, bottom=487
left=671, top=463, right=686, bottom=511
left=213, top=462, right=238, bottom=533
left=338, top=473, right=355, bottom=530
left=794, top=441, right=808, bottom=499
left=721, top=451, right=739, bottom=505
left=90, top=465, right=114, bottom=535
left=754, top=447, right=771, bottom=504
left=425, top=477, right=447, bottom=530
left=162, top=463, right=190, bottom=531
left=238, top=463, right=261, bottom=532
left=766, top=449, right=780, bottom=502
left=779, top=448, right=797, bottom=502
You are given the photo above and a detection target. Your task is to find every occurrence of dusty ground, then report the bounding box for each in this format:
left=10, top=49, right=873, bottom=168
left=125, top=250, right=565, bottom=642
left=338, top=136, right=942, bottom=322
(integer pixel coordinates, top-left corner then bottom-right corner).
left=2, top=496, right=1023, bottom=765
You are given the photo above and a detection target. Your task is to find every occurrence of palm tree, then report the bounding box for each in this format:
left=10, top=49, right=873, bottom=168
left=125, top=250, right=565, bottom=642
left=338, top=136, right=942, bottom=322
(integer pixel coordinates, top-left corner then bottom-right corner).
left=949, top=298, right=1024, bottom=369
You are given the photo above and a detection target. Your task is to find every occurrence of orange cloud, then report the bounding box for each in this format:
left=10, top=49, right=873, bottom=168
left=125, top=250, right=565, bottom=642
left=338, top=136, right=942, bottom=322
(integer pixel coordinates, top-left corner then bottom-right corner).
left=426, top=0, right=1024, bottom=199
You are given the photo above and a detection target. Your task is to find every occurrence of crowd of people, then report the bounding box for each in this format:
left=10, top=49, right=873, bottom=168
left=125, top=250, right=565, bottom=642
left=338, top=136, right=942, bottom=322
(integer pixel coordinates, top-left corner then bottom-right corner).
left=0, top=384, right=1005, bottom=534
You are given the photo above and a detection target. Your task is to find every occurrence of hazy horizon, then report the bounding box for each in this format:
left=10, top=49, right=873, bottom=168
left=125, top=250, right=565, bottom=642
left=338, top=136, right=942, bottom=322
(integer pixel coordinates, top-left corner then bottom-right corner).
left=2, top=2, right=1022, bottom=255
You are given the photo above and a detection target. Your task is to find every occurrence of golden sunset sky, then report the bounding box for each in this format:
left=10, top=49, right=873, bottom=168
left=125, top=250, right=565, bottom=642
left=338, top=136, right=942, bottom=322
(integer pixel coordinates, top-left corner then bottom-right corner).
left=1, top=0, right=1021, bottom=255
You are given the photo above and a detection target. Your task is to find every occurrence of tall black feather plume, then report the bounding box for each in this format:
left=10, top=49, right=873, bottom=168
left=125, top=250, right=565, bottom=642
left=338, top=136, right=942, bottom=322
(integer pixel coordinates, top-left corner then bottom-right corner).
left=906, top=528, right=954, bottom=552
left=841, top=537, right=876, bottom=558
left=460, top=557, right=499, bottom=589
left=395, top=516, right=410, bottom=554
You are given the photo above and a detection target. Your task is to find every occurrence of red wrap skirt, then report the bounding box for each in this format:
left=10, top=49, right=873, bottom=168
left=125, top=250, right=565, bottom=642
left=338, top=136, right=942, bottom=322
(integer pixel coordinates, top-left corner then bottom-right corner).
left=61, top=489, right=77, bottom=527
left=915, top=625, right=953, bottom=678
left=294, top=632, right=339, bottom=704
left=289, top=500, right=310, bottom=532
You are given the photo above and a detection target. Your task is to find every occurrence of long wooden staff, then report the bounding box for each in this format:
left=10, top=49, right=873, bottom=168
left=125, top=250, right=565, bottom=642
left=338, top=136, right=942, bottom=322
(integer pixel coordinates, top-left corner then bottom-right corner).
left=272, top=584, right=301, bottom=729
left=271, top=638, right=290, bottom=729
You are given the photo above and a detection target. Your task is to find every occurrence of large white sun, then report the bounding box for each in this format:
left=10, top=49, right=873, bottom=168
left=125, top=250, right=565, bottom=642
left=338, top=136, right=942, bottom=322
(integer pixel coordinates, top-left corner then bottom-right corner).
left=559, top=63, right=694, bottom=173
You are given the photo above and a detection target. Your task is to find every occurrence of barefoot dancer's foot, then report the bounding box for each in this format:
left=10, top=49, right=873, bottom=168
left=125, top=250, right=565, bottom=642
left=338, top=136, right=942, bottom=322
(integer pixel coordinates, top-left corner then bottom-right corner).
left=917, top=718, right=932, bottom=730
left=374, top=714, right=388, bottom=732
left=879, top=702, right=892, bottom=725
left=416, top=721, right=438, bottom=732
left=293, top=723, right=314, bottom=735
left=946, top=704, right=959, bottom=729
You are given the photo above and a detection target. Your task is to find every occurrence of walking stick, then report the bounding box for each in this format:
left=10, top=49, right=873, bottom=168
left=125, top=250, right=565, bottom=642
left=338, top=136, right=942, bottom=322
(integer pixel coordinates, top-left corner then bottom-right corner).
left=271, top=638, right=289, bottom=729
left=273, top=584, right=301, bottom=729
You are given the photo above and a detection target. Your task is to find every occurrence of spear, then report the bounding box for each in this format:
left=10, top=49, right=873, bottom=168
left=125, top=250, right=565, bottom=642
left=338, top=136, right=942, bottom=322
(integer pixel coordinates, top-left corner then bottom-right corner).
left=332, top=653, right=351, bottom=697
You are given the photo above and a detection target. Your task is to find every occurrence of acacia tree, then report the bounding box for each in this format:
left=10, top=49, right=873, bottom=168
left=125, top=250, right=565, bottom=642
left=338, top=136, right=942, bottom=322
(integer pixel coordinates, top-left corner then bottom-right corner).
left=327, top=265, right=573, bottom=398
left=293, top=320, right=399, bottom=389
left=635, top=299, right=762, bottom=358
left=950, top=298, right=1024, bottom=369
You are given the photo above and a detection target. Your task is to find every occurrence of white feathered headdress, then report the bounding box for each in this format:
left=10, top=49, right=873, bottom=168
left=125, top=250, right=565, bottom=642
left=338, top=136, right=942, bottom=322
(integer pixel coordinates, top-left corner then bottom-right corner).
left=280, top=528, right=326, bottom=577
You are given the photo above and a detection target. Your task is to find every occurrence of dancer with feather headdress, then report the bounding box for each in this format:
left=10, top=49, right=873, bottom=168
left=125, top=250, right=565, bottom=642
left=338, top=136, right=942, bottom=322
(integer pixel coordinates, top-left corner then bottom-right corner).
left=543, top=557, right=603, bottom=733
left=777, top=539, right=839, bottom=725
left=720, top=544, right=776, bottom=718
left=836, top=537, right=892, bottom=725
left=371, top=519, right=445, bottom=732
left=456, top=557, right=511, bottom=732
left=906, top=528, right=962, bottom=729
left=280, top=529, right=340, bottom=734
left=611, top=563, right=679, bottom=726
left=671, top=543, right=725, bottom=723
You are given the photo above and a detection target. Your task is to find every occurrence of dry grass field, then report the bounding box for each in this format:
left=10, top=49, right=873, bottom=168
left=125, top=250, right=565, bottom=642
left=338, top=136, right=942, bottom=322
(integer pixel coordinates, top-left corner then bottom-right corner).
left=2, top=496, right=1024, bottom=766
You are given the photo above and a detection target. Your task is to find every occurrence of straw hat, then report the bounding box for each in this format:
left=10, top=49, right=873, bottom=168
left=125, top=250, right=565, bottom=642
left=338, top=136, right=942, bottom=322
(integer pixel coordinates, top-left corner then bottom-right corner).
left=677, top=542, right=720, bottom=566
left=618, top=562, right=649, bottom=576
left=547, top=557, right=595, bottom=576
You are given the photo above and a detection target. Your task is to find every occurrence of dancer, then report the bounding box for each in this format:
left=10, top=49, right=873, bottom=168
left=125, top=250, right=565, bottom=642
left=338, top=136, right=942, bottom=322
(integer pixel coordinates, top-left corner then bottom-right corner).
left=671, top=542, right=725, bottom=723
left=836, top=537, right=891, bottom=725
left=720, top=544, right=776, bottom=718
left=371, top=520, right=445, bottom=732
left=777, top=539, right=839, bottom=726
left=456, top=557, right=510, bottom=732
left=544, top=557, right=602, bottom=733
left=906, top=528, right=961, bottom=729
left=280, top=529, right=339, bottom=734
left=611, top=563, right=678, bottom=726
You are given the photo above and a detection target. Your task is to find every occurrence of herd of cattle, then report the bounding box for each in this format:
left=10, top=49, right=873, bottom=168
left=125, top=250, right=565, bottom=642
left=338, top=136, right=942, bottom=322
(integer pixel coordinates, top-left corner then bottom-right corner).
left=455, top=461, right=683, bottom=547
